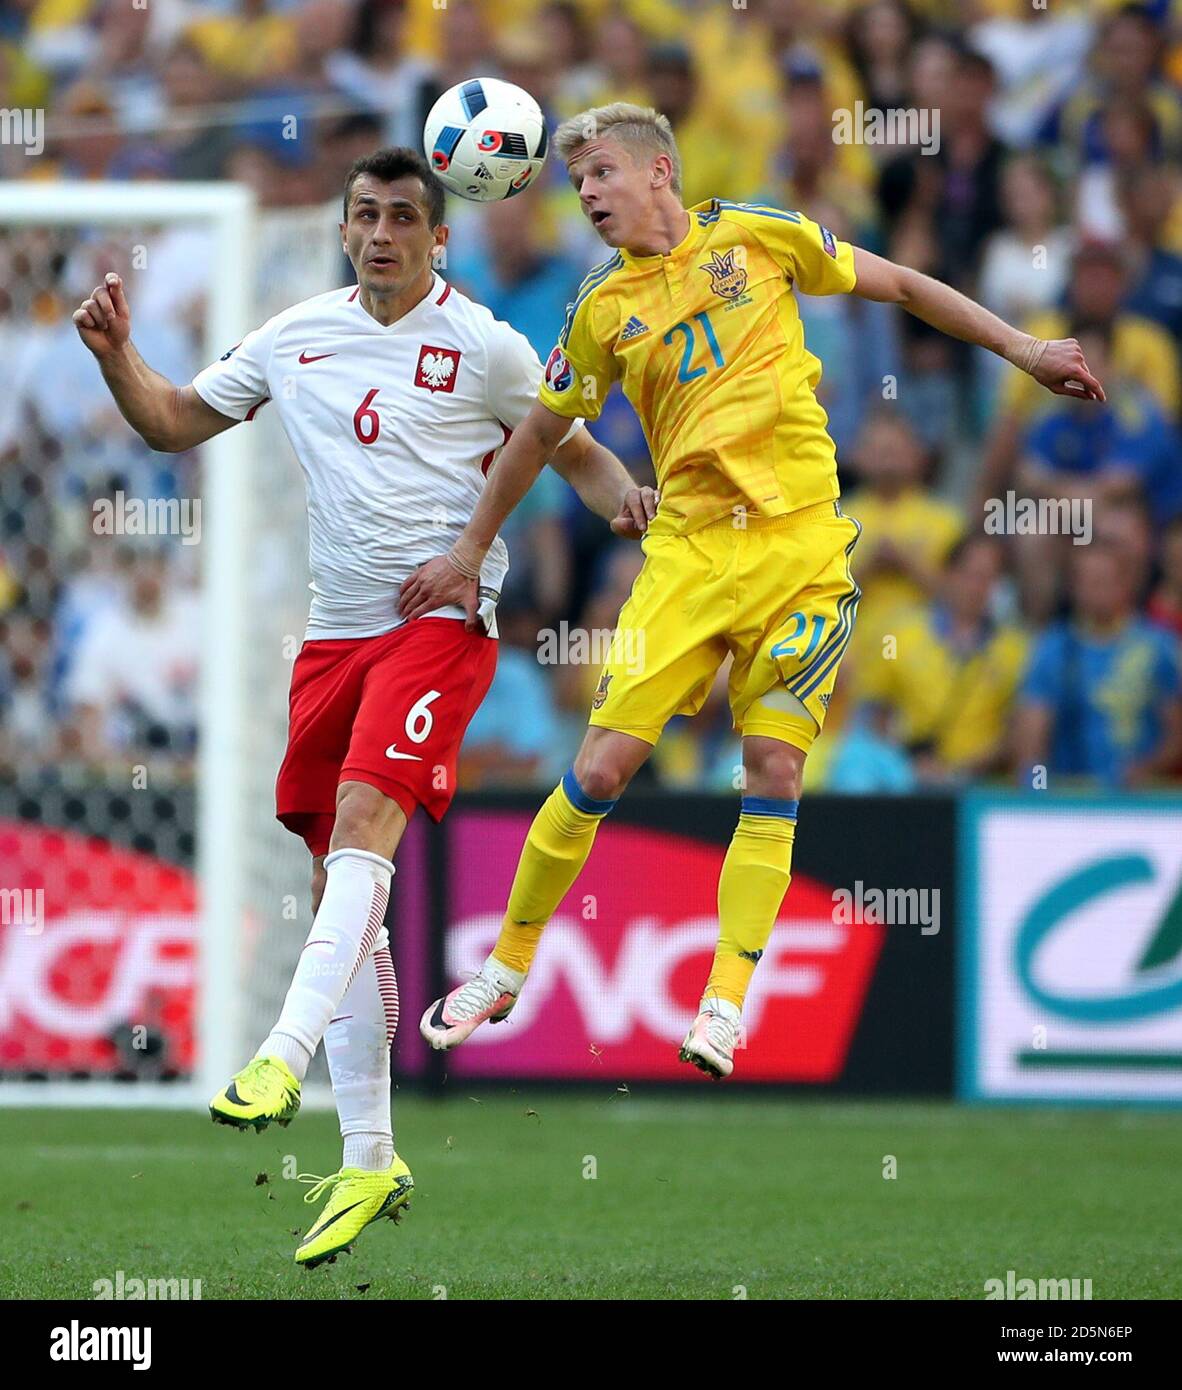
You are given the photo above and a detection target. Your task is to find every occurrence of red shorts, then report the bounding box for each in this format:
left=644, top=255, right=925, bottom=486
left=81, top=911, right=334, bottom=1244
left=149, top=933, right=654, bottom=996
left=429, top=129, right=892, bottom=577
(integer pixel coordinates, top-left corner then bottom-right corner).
left=275, top=617, right=497, bottom=856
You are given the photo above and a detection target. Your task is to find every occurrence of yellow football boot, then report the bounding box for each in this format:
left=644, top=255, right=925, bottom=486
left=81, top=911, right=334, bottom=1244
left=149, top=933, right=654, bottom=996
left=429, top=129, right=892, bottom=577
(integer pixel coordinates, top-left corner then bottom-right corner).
left=294, top=1155, right=414, bottom=1270
left=208, top=1055, right=301, bottom=1131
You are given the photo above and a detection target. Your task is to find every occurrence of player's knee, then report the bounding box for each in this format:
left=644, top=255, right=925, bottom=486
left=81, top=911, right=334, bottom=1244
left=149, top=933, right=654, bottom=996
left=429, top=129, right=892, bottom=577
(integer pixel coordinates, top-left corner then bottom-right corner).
left=331, top=782, right=392, bottom=852
left=572, top=753, right=633, bottom=803
left=743, top=738, right=805, bottom=801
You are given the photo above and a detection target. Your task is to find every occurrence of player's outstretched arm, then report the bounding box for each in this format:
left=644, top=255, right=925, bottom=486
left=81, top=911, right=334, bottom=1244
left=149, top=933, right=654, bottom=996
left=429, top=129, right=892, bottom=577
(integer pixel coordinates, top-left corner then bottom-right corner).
left=73, top=272, right=237, bottom=452
left=850, top=248, right=1105, bottom=402
left=399, top=400, right=573, bottom=627
left=549, top=427, right=658, bottom=539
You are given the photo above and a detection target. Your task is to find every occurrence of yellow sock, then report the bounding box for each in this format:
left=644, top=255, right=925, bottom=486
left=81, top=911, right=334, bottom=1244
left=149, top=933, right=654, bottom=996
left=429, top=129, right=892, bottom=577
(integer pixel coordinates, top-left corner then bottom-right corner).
left=492, top=770, right=616, bottom=975
left=706, top=800, right=798, bottom=1010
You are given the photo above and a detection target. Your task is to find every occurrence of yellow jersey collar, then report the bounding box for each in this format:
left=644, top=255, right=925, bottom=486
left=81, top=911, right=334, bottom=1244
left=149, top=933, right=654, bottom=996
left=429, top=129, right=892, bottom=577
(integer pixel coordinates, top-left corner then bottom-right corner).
left=619, top=201, right=716, bottom=266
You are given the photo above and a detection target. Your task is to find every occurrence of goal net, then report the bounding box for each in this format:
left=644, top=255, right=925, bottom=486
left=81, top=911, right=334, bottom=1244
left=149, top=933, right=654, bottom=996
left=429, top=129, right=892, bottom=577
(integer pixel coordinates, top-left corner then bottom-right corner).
left=0, top=182, right=342, bottom=1105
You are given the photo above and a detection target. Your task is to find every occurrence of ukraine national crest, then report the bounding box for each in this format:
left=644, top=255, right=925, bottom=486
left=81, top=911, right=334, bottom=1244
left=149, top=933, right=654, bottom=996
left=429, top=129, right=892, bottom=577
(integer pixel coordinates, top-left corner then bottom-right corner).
left=699, top=248, right=748, bottom=301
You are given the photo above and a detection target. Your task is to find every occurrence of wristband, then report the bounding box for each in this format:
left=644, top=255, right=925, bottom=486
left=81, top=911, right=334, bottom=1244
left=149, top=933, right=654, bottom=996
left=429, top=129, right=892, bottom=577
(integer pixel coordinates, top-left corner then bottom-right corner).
left=446, top=547, right=481, bottom=580
left=1004, top=334, right=1048, bottom=376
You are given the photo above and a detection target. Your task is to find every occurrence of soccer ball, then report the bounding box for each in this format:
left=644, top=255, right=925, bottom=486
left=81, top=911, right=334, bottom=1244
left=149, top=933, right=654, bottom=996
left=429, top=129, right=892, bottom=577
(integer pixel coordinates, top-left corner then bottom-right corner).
left=423, top=77, right=548, bottom=203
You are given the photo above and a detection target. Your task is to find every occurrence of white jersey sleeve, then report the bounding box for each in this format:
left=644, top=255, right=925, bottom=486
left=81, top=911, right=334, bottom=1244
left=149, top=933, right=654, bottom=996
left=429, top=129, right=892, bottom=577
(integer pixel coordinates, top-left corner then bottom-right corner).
left=191, top=318, right=277, bottom=421
left=486, top=321, right=583, bottom=444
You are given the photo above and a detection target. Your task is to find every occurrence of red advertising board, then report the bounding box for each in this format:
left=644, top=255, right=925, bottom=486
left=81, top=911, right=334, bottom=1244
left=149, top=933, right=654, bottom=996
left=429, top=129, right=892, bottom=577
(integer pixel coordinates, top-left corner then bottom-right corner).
left=0, top=821, right=196, bottom=1073
left=444, top=812, right=885, bottom=1082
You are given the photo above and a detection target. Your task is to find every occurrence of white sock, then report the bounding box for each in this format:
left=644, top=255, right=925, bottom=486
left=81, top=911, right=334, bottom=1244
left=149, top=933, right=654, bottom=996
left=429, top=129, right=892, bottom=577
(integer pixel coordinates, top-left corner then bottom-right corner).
left=258, top=847, right=394, bottom=1082
left=327, top=927, right=400, bottom=1171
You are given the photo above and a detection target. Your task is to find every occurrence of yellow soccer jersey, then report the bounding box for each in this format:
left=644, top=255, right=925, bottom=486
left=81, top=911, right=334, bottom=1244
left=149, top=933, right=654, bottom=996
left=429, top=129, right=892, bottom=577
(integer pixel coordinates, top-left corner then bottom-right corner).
left=539, top=200, right=858, bottom=534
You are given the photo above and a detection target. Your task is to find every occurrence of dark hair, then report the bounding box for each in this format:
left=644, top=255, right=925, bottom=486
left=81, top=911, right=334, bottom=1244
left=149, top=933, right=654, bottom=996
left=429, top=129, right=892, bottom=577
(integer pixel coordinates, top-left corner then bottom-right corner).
left=350, top=0, right=408, bottom=58
left=1068, top=316, right=1116, bottom=351
left=954, top=46, right=996, bottom=83
left=947, top=531, right=1003, bottom=572
left=342, top=146, right=446, bottom=227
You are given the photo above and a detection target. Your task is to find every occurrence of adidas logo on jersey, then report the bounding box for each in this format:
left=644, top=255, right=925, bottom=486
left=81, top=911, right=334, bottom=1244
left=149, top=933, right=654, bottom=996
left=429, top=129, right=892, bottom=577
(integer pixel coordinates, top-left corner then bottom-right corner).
left=620, top=316, right=649, bottom=342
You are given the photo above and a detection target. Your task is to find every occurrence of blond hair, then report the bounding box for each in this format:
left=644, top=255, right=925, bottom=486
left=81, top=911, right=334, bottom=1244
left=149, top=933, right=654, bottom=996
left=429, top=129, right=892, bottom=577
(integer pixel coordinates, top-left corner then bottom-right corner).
left=553, top=102, right=682, bottom=197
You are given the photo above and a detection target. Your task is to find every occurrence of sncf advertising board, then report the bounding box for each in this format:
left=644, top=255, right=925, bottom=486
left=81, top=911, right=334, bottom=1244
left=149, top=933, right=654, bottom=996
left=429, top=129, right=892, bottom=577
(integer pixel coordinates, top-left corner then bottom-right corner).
left=424, top=795, right=956, bottom=1091
left=959, top=795, right=1182, bottom=1104
left=0, top=789, right=957, bottom=1091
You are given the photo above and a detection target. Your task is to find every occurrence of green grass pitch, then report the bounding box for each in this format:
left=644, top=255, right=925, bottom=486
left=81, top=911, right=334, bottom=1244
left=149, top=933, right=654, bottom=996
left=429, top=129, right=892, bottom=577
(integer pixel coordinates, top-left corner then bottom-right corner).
left=1, top=1095, right=1179, bottom=1299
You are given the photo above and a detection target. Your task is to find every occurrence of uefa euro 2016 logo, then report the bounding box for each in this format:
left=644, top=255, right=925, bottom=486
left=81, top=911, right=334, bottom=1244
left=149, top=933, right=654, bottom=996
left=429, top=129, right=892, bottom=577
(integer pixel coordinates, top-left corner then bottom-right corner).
left=699, top=249, right=748, bottom=301
left=545, top=346, right=574, bottom=393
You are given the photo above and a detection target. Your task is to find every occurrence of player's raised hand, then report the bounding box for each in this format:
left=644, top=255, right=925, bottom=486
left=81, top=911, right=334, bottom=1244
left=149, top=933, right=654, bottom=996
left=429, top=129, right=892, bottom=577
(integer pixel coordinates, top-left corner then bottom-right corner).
left=399, top=554, right=480, bottom=628
left=73, top=272, right=131, bottom=358
left=610, top=485, right=659, bottom=540
left=1028, top=337, right=1106, bottom=402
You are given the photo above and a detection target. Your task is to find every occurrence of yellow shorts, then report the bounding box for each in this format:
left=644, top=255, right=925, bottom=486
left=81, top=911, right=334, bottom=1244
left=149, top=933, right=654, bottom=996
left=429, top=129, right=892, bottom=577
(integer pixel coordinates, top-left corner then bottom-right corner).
left=588, top=502, right=862, bottom=753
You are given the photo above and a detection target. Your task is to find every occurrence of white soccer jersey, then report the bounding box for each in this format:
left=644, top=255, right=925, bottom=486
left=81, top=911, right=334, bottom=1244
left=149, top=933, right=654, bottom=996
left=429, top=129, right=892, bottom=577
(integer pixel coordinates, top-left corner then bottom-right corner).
left=192, top=272, right=581, bottom=639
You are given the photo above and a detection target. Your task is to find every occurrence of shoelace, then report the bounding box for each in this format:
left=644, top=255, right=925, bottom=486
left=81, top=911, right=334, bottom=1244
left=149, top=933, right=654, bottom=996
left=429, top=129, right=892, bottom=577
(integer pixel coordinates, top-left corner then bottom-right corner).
left=447, top=973, right=505, bottom=1023
left=243, top=1057, right=291, bottom=1094
left=296, top=1170, right=349, bottom=1205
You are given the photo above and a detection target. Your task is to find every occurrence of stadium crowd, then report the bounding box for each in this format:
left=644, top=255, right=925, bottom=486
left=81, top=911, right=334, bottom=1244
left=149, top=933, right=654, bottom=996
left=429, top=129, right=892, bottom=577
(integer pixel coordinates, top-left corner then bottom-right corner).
left=1, top=0, right=1181, bottom=792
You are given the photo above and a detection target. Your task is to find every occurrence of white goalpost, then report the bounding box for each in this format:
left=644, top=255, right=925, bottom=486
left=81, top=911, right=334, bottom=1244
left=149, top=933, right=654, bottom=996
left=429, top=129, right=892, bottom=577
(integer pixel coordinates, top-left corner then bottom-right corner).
left=0, top=182, right=255, bottom=1108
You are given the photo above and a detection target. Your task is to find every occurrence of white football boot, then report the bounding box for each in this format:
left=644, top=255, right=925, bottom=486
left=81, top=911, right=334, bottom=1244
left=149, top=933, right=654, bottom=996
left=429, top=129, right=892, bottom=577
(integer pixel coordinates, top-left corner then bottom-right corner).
left=679, top=995, right=742, bottom=1079
left=420, top=955, right=525, bottom=1051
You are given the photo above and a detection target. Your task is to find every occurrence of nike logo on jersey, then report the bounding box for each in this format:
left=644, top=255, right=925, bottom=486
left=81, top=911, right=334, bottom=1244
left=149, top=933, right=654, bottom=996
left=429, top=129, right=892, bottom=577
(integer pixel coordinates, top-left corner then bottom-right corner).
left=620, top=315, right=649, bottom=341
left=298, top=350, right=337, bottom=363
left=385, top=744, right=423, bottom=762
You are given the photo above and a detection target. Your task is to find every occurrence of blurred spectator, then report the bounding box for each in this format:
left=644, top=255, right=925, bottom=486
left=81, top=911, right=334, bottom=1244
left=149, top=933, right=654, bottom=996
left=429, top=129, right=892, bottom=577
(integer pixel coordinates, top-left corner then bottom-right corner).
left=459, top=600, right=562, bottom=787
left=1042, top=4, right=1182, bottom=168
left=1094, top=493, right=1158, bottom=606
left=809, top=706, right=917, bottom=793
left=63, top=548, right=200, bottom=763
left=586, top=7, right=651, bottom=112
left=538, top=2, right=601, bottom=119
left=765, top=70, right=877, bottom=242
left=1120, top=161, right=1182, bottom=342
left=654, top=660, right=741, bottom=791
left=497, top=462, right=574, bottom=629
left=845, top=406, right=964, bottom=660
left=979, top=238, right=1181, bottom=519
left=877, top=42, right=1008, bottom=439
left=183, top=0, right=302, bottom=84
left=1020, top=325, right=1182, bottom=532
left=978, top=155, right=1073, bottom=334
left=645, top=42, right=733, bottom=210
left=755, top=0, right=862, bottom=119
left=153, top=36, right=237, bottom=180
left=446, top=185, right=585, bottom=360
left=844, top=0, right=917, bottom=124
left=880, top=44, right=1006, bottom=294
left=552, top=541, right=644, bottom=756
left=969, top=1, right=1094, bottom=149
left=49, top=78, right=125, bottom=180
left=1149, top=514, right=1182, bottom=640
left=324, top=0, right=438, bottom=151
left=1013, top=322, right=1182, bottom=621
left=1076, top=99, right=1162, bottom=242
left=1015, top=540, right=1182, bottom=788
left=0, top=612, right=57, bottom=769
left=859, top=535, right=1028, bottom=784
left=429, top=0, right=497, bottom=94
